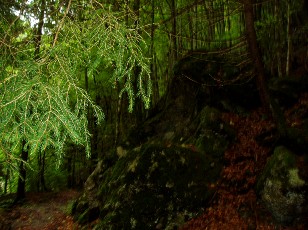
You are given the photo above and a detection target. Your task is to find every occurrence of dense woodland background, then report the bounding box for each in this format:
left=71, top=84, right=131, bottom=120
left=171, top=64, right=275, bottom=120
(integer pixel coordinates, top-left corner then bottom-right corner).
left=0, top=0, right=308, bottom=229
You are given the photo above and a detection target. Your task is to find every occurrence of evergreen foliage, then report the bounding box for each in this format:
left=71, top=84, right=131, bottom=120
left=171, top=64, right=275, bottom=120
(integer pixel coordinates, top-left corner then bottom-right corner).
left=0, top=7, right=151, bottom=168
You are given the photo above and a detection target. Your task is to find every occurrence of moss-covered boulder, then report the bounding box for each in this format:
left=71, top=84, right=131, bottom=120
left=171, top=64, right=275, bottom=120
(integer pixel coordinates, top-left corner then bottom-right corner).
left=194, top=106, right=235, bottom=158
left=269, top=76, right=308, bottom=107
left=94, top=144, right=222, bottom=229
left=256, top=146, right=308, bottom=225
left=72, top=105, right=235, bottom=229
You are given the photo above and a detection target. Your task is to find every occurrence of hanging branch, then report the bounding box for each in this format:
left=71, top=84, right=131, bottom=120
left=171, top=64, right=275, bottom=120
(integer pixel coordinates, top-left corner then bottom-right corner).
left=52, top=0, right=72, bottom=48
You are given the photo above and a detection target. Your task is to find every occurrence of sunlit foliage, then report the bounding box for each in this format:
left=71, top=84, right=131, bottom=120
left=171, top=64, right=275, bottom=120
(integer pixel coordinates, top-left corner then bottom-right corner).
left=0, top=6, right=151, bottom=168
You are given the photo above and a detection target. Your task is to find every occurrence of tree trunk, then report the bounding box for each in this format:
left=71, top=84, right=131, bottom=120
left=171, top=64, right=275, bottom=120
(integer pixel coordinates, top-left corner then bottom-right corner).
left=15, top=142, right=29, bottom=202
left=170, top=0, right=178, bottom=59
left=38, top=151, right=48, bottom=191
left=132, top=0, right=144, bottom=124
left=187, top=8, right=194, bottom=50
left=67, top=155, right=73, bottom=188
left=286, top=2, right=291, bottom=77
left=205, top=1, right=214, bottom=49
left=34, top=0, right=47, bottom=193
left=242, top=0, right=270, bottom=110
left=242, top=0, right=288, bottom=137
left=150, top=0, right=159, bottom=105
left=115, top=82, right=122, bottom=145
left=4, top=168, right=9, bottom=194
left=34, top=0, right=46, bottom=60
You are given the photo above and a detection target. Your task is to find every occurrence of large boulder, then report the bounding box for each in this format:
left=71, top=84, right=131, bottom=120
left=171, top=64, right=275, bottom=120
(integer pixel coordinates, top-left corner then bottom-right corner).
left=73, top=144, right=223, bottom=229
left=268, top=76, right=308, bottom=108
left=96, top=144, right=222, bottom=229
left=193, top=106, right=235, bottom=158
left=256, top=146, right=308, bottom=225
left=72, top=52, right=253, bottom=229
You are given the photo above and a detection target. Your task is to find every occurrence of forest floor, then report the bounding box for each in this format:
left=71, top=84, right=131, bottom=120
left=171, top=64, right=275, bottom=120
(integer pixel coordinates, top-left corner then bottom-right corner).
left=181, top=93, right=308, bottom=230
left=0, top=94, right=307, bottom=230
left=0, top=190, right=80, bottom=230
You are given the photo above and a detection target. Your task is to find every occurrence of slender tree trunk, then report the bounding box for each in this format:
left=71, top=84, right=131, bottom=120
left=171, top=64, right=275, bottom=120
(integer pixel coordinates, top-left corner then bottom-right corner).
left=125, top=0, right=129, bottom=24
left=72, top=150, right=76, bottom=187
left=4, top=168, right=9, bottom=194
left=41, top=152, right=47, bottom=191
left=187, top=8, right=194, bottom=50
left=34, top=0, right=46, bottom=60
left=90, top=98, right=100, bottom=170
left=35, top=0, right=47, bottom=192
left=150, top=0, right=159, bottom=105
left=274, top=0, right=283, bottom=78
left=15, top=0, right=46, bottom=201
left=84, top=67, right=88, bottom=92
left=242, top=0, right=270, bottom=110
left=37, top=153, right=42, bottom=191
left=205, top=1, right=214, bottom=49
left=15, top=141, right=29, bottom=202
left=286, top=2, right=291, bottom=77
left=36, top=152, right=48, bottom=192
left=217, top=2, right=225, bottom=40
left=170, top=0, right=178, bottom=59
left=37, top=152, right=48, bottom=191
left=132, top=0, right=144, bottom=124
left=115, top=82, right=122, bottom=145
left=242, top=0, right=287, bottom=136
left=194, top=4, right=198, bottom=49
left=67, top=155, right=72, bottom=188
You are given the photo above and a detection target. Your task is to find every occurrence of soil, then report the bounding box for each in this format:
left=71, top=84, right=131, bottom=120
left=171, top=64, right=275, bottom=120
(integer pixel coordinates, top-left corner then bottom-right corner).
left=0, top=94, right=308, bottom=230
left=0, top=190, right=80, bottom=230
left=181, top=94, right=308, bottom=229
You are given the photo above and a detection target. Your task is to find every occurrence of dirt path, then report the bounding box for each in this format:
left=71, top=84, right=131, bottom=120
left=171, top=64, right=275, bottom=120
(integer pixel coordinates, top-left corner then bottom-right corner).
left=0, top=190, right=80, bottom=230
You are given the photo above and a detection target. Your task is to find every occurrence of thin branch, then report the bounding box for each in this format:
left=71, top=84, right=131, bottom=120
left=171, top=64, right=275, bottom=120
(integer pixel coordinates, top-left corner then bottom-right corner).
left=52, top=0, right=72, bottom=48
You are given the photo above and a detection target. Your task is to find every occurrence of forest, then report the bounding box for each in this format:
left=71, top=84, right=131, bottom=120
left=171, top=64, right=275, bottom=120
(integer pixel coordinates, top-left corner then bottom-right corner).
left=0, top=0, right=307, bottom=229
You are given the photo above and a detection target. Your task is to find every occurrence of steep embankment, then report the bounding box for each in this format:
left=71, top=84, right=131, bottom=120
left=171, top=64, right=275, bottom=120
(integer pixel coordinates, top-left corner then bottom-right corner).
left=181, top=94, right=308, bottom=229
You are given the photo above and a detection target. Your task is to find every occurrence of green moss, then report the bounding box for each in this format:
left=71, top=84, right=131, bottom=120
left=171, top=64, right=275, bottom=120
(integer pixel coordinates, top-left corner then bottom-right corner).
left=66, top=200, right=76, bottom=215
left=199, top=106, right=221, bottom=128
left=77, top=209, right=91, bottom=224
left=288, top=168, right=305, bottom=187
left=194, top=106, right=234, bottom=158
left=256, top=146, right=307, bottom=224
left=196, top=132, right=229, bottom=158
left=97, top=144, right=222, bottom=229
left=256, top=146, right=296, bottom=193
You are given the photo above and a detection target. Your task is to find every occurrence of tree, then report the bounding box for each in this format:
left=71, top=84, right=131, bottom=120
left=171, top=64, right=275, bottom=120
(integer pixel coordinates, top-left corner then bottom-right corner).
left=242, top=0, right=271, bottom=111
left=0, top=2, right=151, bottom=197
left=241, top=0, right=308, bottom=150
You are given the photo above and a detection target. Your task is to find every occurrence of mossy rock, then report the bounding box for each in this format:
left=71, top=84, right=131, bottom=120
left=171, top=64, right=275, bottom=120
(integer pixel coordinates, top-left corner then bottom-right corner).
left=256, top=146, right=308, bottom=225
left=78, top=207, right=100, bottom=225
left=196, top=131, right=229, bottom=158
left=269, top=76, right=308, bottom=107
left=97, top=144, right=222, bottom=229
left=199, top=106, right=221, bottom=129
left=194, top=106, right=235, bottom=158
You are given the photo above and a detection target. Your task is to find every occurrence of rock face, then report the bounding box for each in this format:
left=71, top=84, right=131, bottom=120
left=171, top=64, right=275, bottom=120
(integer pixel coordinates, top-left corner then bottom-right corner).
left=72, top=105, right=235, bottom=229
left=71, top=54, right=257, bottom=228
left=71, top=104, right=236, bottom=228
left=256, top=146, right=308, bottom=225
left=95, top=144, right=222, bottom=229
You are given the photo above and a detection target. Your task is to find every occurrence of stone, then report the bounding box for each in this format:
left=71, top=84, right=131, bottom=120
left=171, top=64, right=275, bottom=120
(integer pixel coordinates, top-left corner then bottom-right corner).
left=96, top=144, right=222, bottom=229
left=256, top=146, right=308, bottom=225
